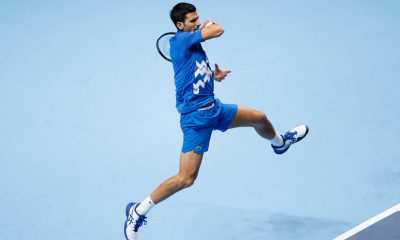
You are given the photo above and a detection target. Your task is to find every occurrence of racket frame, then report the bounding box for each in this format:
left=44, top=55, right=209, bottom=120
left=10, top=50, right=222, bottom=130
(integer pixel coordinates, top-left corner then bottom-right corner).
left=156, top=32, right=176, bottom=62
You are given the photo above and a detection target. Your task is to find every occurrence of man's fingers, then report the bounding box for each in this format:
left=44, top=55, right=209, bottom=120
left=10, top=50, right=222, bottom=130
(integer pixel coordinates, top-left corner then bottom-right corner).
left=203, top=20, right=214, bottom=28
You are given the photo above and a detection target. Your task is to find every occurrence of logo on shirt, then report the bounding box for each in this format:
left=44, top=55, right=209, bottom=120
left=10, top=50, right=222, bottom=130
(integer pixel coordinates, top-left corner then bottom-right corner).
left=193, top=60, right=212, bottom=94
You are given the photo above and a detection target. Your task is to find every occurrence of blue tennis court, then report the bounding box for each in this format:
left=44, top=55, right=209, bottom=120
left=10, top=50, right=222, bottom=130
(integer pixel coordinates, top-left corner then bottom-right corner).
left=1, top=1, right=399, bottom=239
left=335, top=204, right=400, bottom=239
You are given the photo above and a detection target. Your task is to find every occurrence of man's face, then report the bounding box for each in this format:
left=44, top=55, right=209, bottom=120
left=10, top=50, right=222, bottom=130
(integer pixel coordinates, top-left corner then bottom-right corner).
left=177, top=11, right=201, bottom=32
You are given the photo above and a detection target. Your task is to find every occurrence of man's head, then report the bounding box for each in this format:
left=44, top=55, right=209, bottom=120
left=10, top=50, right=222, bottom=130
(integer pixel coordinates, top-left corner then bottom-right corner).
left=170, top=2, right=201, bottom=32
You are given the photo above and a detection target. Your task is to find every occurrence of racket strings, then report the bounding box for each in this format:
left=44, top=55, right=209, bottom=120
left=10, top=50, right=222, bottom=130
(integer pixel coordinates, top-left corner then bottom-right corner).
left=156, top=32, right=175, bottom=62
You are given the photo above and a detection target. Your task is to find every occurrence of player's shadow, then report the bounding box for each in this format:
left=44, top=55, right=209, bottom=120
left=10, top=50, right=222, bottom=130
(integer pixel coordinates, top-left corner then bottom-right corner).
left=177, top=202, right=351, bottom=240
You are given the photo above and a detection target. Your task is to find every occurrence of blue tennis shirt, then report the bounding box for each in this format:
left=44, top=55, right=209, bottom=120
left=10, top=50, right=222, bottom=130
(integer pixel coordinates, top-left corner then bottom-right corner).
left=169, top=29, right=215, bottom=114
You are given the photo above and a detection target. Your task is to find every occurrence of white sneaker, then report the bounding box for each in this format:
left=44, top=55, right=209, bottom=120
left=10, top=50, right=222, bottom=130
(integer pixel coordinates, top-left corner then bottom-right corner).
left=124, top=202, right=147, bottom=240
left=272, top=125, right=309, bottom=154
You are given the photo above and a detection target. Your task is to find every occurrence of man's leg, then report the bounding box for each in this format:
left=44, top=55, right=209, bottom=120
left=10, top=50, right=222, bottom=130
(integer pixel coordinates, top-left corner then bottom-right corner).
left=229, top=105, right=278, bottom=140
left=228, top=105, right=309, bottom=154
left=150, top=151, right=204, bottom=204
left=124, top=151, right=203, bottom=240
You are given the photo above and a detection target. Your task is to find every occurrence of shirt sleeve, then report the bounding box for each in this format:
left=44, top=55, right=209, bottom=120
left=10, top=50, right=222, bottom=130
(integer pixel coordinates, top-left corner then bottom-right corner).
left=178, top=30, right=204, bottom=49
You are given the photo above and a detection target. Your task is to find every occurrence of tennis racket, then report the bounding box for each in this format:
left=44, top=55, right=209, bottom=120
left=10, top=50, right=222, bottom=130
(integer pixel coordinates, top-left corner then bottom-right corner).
left=156, top=32, right=175, bottom=62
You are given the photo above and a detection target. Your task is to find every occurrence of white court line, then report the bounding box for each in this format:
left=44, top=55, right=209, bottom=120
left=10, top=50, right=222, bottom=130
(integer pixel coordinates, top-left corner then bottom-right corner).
left=333, top=203, right=400, bottom=240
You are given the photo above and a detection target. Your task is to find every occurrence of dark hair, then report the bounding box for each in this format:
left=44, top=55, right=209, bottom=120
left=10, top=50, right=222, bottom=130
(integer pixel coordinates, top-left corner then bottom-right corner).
left=170, top=2, right=196, bottom=29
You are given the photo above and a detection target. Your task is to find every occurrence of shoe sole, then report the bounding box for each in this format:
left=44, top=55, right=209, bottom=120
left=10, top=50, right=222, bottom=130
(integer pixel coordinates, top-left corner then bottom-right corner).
left=296, top=125, right=309, bottom=142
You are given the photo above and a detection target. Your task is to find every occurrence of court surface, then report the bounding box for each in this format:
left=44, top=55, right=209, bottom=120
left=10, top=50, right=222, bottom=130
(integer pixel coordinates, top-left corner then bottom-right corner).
left=334, top=204, right=400, bottom=240
left=1, top=1, right=399, bottom=239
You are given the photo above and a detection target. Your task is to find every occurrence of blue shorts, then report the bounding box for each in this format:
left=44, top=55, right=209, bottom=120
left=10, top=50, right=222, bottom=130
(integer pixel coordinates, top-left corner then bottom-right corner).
left=180, top=99, right=238, bottom=154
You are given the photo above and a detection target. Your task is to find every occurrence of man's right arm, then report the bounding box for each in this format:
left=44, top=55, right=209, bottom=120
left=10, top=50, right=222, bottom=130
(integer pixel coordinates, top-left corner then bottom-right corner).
left=201, top=22, right=224, bottom=41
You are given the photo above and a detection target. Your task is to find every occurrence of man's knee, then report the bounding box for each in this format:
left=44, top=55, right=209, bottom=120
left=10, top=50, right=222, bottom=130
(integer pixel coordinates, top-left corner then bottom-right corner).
left=254, top=111, right=268, bottom=126
left=177, top=174, right=197, bottom=189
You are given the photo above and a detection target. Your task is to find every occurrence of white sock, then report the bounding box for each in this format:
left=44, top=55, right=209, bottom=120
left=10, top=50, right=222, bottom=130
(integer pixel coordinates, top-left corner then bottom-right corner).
left=270, top=133, right=284, bottom=147
left=136, top=196, right=155, bottom=216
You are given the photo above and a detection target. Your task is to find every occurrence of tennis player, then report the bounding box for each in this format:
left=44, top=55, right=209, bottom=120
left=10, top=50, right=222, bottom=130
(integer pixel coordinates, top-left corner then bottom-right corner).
left=124, top=3, right=309, bottom=239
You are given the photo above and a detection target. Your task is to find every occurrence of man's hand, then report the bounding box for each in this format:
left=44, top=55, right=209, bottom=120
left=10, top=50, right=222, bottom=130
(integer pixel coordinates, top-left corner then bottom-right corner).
left=201, top=22, right=224, bottom=41
left=213, top=64, right=231, bottom=82
left=202, top=20, right=214, bottom=28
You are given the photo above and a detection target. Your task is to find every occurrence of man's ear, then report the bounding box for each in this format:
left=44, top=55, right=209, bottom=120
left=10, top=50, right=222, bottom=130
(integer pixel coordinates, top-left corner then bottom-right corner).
left=176, top=22, right=184, bottom=31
